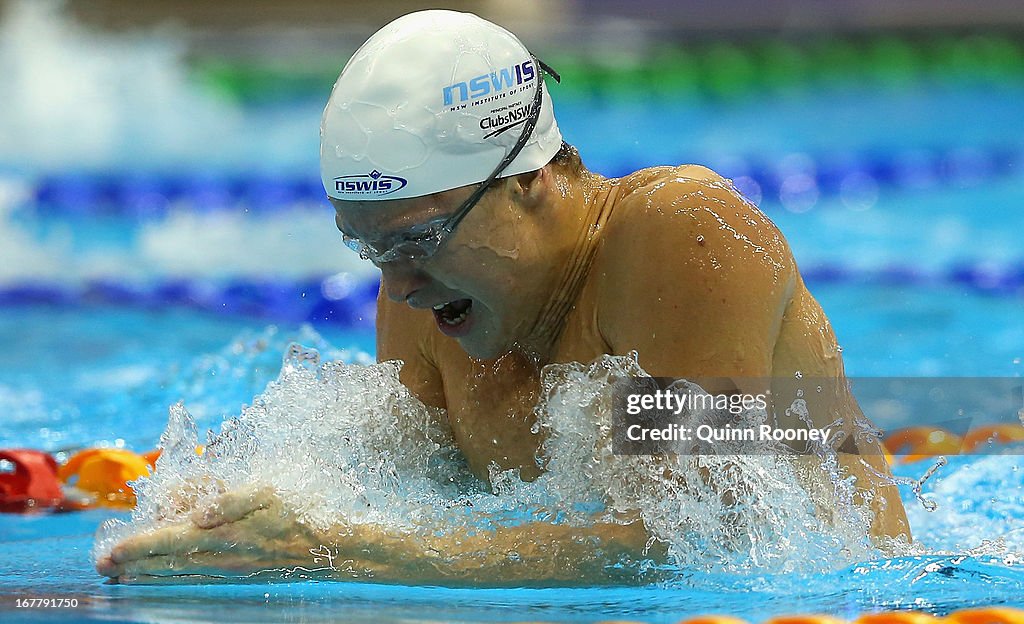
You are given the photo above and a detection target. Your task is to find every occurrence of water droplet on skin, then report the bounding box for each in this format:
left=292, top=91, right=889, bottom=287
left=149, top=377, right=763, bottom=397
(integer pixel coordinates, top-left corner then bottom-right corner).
left=794, top=371, right=803, bottom=379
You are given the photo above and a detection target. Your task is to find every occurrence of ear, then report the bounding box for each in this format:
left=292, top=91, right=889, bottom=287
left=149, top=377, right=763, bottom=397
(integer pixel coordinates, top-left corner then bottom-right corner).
left=507, top=167, right=549, bottom=210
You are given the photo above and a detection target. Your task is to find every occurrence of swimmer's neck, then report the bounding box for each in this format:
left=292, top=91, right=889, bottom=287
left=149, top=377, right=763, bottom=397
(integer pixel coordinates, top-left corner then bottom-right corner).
left=517, top=171, right=617, bottom=360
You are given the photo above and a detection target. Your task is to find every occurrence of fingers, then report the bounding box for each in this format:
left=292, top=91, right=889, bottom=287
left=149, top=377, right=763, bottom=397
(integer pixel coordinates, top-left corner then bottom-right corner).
left=96, top=554, right=119, bottom=578
left=111, top=550, right=307, bottom=584
left=192, top=484, right=278, bottom=529
left=107, top=522, right=236, bottom=568
left=126, top=551, right=234, bottom=579
left=98, top=524, right=247, bottom=580
left=97, top=484, right=285, bottom=581
left=109, top=523, right=197, bottom=565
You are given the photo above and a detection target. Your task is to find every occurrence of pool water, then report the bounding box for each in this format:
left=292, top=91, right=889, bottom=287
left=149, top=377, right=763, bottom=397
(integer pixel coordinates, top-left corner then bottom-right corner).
left=2, top=511, right=1022, bottom=624
left=2, top=3, right=1024, bottom=622
left=1, top=297, right=1022, bottom=622
left=0, top=278, right=1021, bottom=455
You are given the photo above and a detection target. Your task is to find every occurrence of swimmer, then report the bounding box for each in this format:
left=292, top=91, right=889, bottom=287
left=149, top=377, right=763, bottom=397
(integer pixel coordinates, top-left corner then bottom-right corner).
left=97, top=10, right=909, bottom=584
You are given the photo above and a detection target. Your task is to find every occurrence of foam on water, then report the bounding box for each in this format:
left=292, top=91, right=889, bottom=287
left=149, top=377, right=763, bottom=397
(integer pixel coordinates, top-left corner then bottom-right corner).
left=0, top=203, right=375, bottom=285
left=525, top=355, right=886, bottom=573
left=0, top=1, right=240, bottom=173
left=93, top=346, right=925, bottom=582
left=898, top=454, right=1024, bottom=557
left=136, top=208, right=375, bottom=281
left=0, top=0, right=330, bottom=177
left=0, top=197, right=74, bottom=283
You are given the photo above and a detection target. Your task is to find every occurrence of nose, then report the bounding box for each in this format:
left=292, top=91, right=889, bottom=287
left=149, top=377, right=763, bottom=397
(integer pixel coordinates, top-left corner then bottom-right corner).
left=379, top=261, right=429, bottom=303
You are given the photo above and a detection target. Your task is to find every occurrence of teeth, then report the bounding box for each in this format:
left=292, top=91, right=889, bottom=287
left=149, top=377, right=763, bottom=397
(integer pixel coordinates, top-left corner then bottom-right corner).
left=432, top=303, right=446, bottom=311
left=442, top=310, right=468, bottom=325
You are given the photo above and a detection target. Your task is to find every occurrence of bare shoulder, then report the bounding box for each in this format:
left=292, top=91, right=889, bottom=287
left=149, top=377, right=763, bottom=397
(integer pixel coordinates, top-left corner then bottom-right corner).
left=599, top=163, right=795, bottom=283
left=592, top=164, right=799, bottom=375
left=616, top=163, right=724, bottom=194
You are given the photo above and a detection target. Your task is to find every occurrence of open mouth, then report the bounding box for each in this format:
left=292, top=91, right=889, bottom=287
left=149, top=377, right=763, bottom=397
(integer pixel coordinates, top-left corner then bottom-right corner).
left=432, top=298, right=473, bottom=328
left=434, top=297, right=477, bottom=334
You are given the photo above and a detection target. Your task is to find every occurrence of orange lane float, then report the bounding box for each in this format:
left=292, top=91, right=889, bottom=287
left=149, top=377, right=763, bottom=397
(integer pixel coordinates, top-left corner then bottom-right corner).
left=142, top=448, right=162, bottom=466
left=674, top=609, right=1024, bottom=624
left=962, top=424, right=1024, bottom=453
left=883, top=426, right=963, bottom=464
left=141, top=444, right=204, bottom=467
left=765, top=616, right=846, bottom=624
left=57, top=448, right=151, bottom=508
left=0, top=449, right=65, bottom=513
left=855, top=612, right=941, bottom=623
left=945, top=607, right=1024, bottom=624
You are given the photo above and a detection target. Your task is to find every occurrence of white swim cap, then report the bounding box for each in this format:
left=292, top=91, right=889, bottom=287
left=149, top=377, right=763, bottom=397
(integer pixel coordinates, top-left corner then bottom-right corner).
left=320, top=10, right=563, bottom=201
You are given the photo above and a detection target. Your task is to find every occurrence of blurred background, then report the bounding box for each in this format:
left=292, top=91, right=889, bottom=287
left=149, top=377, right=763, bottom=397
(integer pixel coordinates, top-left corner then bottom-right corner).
left=3, top=5, right=1022, bottom=618
left=1, top=0, right=1022, bottom=450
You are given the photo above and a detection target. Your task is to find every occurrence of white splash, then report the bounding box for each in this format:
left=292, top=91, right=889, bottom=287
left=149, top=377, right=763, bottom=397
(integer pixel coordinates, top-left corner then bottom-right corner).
left=0, top=0, right=241, bottom=172
left=94, top=347, right=887, bottom=579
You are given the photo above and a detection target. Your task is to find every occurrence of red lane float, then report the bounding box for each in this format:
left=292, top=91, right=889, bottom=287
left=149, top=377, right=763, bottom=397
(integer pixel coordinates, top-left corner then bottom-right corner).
left=0, top=449, right=65, bottom=512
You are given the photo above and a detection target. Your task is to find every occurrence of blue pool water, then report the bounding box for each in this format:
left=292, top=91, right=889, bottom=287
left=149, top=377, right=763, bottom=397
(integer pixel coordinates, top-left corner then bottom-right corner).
left=1, top=285, right=1022, bottom=622
left=0, top=280, right=1021, bottom=455
left=2, top=4, right=1023, bottom=622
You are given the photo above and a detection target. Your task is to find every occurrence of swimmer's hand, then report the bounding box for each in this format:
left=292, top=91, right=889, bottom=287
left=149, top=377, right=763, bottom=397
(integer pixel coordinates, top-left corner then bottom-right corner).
left=95, top=483, right=661, bottom=586
left=95, top=485, right=322, bottom=583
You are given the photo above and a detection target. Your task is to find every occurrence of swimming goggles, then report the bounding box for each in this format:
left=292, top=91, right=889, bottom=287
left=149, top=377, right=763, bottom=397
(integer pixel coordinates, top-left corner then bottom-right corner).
left=342, top=57, right=560, bottom=265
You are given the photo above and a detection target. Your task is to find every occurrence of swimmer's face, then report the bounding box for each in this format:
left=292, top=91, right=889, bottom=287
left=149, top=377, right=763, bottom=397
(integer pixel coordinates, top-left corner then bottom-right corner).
left=331, top=183, right=536, bottom=359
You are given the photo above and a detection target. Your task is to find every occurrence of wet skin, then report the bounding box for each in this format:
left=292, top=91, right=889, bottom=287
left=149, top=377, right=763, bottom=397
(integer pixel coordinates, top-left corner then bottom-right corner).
left=97, top=162, right=910, bottom=584
left=366, top=163, right=909, bottom=536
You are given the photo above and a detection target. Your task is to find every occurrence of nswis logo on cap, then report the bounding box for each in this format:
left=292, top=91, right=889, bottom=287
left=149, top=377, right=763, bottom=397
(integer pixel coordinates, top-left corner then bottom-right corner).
left=334, top=170, right=408, bottom=196
left=442, top=59, right=536, bottom=107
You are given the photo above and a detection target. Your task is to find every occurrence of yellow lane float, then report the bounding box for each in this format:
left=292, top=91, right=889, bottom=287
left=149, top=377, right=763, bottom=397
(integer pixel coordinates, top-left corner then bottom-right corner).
left=57, top=448, right=151, bottom=508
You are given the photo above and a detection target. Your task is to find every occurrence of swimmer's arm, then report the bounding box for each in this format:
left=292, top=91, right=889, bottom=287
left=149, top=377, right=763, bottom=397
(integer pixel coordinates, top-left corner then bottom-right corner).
left=789, top=452, right=911, bottom=547
left=377, top=283, right=447, bottom=410
left=96, top=485, right=663, bottom=585
left=319, top=517, right=660, bottom=586
left=595, top=174, right=911, bottom=543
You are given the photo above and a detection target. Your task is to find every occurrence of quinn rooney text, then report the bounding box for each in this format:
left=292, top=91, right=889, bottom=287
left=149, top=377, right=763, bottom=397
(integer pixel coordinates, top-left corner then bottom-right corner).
left=625, top=423, right=834, bottom=444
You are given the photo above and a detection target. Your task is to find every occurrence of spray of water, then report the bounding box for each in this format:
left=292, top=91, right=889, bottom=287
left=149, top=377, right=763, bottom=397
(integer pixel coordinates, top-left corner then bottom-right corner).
left=94, top=345, right=908, bottom=581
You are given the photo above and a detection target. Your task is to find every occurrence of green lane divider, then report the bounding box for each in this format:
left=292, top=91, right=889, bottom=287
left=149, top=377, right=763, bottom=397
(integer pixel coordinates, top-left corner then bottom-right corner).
left=192, top=33, right=1024, bottom=104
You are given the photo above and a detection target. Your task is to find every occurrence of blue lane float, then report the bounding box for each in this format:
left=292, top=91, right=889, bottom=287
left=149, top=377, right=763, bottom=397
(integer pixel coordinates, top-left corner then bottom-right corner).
left=0, top=263, right=1020, bottom=328
left=21, top=145, right=1023, bottom=218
